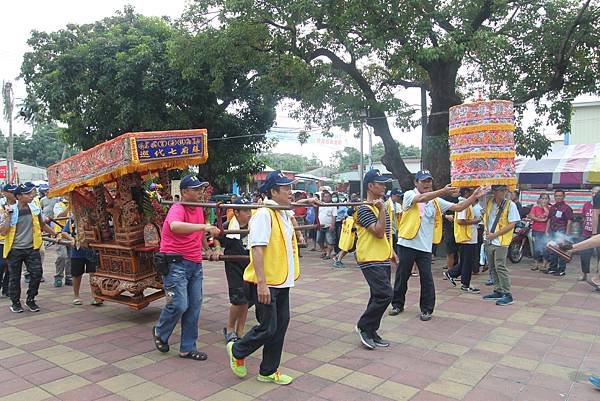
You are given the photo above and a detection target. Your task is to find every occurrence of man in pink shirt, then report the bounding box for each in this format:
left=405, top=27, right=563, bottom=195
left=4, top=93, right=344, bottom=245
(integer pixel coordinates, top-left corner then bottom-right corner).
left=153, top=175, right=219, bottom=361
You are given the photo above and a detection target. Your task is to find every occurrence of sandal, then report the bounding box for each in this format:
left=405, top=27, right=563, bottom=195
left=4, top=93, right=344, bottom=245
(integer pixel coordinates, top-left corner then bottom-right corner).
left=153, top=326, right=169, bottom=353
left=90, top=299, right=103, bottom=306
left=72, top=299, right=83, bottom=305
left=223, top=328, right=239, bottom=343
left=179, top=350, right=208, bottom=361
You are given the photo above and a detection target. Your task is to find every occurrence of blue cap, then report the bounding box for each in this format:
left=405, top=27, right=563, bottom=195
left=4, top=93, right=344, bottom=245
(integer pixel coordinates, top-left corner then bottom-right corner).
left=23, top=181, right=35, bottom=188
left=180, top=174, right=209, bottom=190
left=233, top=198, right=250, bottom=205
left=259, top=170, right=296, bottom=194
left=390, top=188, right=403, bottom=196
left=14, top=184, right=35, bottom=196
left=415, top=170, right=433, bottom=180
left=39, top=183, right=49, bottom=191
left=363, top=169, right=392, bottom=187
left=2, top=184, right=17, bottom=193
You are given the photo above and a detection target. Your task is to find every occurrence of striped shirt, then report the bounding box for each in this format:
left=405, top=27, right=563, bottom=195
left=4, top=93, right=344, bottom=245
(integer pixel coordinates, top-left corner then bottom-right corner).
left=356, top=205, right=391, bottom=269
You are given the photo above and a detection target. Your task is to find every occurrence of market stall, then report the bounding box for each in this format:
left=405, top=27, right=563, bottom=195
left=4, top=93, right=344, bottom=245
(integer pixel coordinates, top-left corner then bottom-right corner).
left=47, top=129, right=208, bottom=309
left=515, top=143, right=600, bottom=188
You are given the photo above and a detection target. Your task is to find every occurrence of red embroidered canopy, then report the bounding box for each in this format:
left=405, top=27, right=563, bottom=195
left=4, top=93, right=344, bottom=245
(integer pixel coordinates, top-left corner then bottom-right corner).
left=48, top=129, right=208, bottom=197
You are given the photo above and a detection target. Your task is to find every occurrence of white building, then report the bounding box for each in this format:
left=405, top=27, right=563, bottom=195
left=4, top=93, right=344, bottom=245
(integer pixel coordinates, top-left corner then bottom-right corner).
left=568, top=100, right=600, bottom=145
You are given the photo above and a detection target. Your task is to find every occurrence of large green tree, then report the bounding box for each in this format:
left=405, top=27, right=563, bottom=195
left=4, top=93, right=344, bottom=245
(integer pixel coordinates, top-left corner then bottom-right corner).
left=186, top=0, right=599, bottom=189
left=0, top=122, right=77, bottom=167
left=332, top=142, right=421, bottom=173
left=20, top=7, right=277, bottom=190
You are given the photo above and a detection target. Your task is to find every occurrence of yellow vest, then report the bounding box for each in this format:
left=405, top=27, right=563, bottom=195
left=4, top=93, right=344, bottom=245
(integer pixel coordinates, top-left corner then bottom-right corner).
left=454, top=206, right=474, bottom=243
left=356, top=205, right=393, bottom=263
left=0, top=209, right=8, bottom=242
left=244, top=209, right=300, bottom=286
left=53, top=201, right=70, bottom=233
left=4, top=204, right=43, bottom=258
left=398, top=199, right=443, bottom=244
left=485, top=200, right=514, bottom=246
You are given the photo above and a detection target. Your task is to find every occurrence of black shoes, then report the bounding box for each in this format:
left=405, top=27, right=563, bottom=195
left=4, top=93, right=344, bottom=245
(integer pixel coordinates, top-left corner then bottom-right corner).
left=443, top=271, right=456, bottom=287
left=10, top=299, right=40, bottom=313
left=388, top=307, right=403, bottom=316
left=25, top=299, right=40, bottom=312
left=420, top=312, right=432, bottom=321
left=372, top=332, right=390, bottom=347
left=553, top=271, right=565, bottom=277
left=356, top=326, right=375, bottom=350
left=10, top=301, right=23, bottom=313
left=542, top=269, right=556, bottom=274
left=461, top=285, right=481, bottom=294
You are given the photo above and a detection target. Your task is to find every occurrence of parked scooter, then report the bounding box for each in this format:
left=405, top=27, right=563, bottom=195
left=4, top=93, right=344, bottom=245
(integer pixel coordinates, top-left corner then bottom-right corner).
left=508, top=220, right=533, bottom=263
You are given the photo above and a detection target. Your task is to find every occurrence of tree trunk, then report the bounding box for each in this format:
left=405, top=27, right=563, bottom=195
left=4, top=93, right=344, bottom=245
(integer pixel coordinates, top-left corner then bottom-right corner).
left=423, top=61, right=462, bottom=189
left=367, top=108, right=414, bottom=190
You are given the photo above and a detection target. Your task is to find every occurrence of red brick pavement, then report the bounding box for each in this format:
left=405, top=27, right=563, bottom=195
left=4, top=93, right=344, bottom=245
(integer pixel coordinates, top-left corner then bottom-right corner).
left=0, top=247, right=598, bottom=400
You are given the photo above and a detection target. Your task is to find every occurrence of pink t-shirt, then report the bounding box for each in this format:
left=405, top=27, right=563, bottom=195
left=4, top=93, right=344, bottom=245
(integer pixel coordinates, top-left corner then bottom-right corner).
left=160, top=204, right=204, bottom=263
left=530, top=205, right=549, bottom=232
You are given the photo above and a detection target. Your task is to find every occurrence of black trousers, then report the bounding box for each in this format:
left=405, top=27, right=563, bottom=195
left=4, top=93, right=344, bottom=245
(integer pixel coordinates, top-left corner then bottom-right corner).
left=448, top=243, right=478, bottom=287
left=232, top=286, right=290, bottom=376
left=392, top=246, right=435, bottom=314
left=0, top=244, right=9, bottom=295
left=357, top=264, right=393, bottom=336
left=8, top=248, right=43, bottom=303
left=580, top=248, right=593, bottom=274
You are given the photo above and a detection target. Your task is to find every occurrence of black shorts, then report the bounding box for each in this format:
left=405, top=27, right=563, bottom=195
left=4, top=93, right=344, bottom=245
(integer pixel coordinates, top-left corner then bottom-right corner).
left=224, top=261, right=250, bottom=305
left=71, top=258, right=97, bottom=277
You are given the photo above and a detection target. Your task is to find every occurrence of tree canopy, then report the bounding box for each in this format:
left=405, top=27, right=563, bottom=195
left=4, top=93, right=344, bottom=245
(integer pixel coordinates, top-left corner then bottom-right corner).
left=0, top=122, right=77, bottom=168
left=20, top=7, right=278, bottom=190
left=333, top=142, right=421, bottom=173
left=184, top=0, right=600, bottom=189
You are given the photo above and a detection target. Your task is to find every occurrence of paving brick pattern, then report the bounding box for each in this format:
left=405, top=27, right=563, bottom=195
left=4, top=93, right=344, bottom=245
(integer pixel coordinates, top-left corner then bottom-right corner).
left=0, top=247, right=598, bottom=400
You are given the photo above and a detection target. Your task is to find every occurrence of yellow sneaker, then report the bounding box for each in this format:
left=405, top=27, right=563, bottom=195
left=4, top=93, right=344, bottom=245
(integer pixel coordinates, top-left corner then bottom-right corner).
left=257, top=370, right=293, bottom=385
left=227, top=341, right=247, bottom=378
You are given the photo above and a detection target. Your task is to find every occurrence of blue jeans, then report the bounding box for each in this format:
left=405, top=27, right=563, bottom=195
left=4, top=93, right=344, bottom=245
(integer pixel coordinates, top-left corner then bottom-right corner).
left=531, top=231, right=548, bottom=262
left=156, top=259, right=203, bottom=353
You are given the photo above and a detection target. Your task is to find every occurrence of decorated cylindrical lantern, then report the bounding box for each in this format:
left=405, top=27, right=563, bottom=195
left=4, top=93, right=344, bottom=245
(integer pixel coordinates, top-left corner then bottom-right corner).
left=448, top=100, right=517, bottom=189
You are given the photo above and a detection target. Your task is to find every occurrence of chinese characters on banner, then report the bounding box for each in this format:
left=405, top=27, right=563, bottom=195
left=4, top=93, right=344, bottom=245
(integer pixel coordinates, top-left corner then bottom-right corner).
left=135, top=136, right=204, bottom=162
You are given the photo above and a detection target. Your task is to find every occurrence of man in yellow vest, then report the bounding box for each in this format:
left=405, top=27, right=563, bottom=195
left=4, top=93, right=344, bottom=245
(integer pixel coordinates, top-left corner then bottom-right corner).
left=0, top=184, right=17, bottom=297
left=355, top=169, right=397, bottom=349
left=443, top=188, right=483, bottom=293
left=227, top=170, right=304, bottom=385
left=1, top=184, right=56, bottom=313
left=482, top=185, right=521, bottom=306
left=390, top=170, right=488, bottom=321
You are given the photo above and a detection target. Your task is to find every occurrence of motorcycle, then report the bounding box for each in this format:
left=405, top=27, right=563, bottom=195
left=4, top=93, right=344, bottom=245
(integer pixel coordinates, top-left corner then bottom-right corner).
left=508, top=220, right=533, bottom=263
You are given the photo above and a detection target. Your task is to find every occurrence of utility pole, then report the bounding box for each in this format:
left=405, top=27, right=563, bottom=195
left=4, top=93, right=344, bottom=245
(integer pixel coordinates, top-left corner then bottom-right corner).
left=367, top=125, right=373, bottom=168
left=359, top=122, right=364, bottom=200
left=420, top=86, right=427, bottom=170
left=358, top=109, right=368, bottom=200
left=2, top=82, right=14, bottom=183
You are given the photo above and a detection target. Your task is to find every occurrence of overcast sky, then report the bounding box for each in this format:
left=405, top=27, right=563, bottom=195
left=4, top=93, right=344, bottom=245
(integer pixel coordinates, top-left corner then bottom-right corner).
left=1, top=1, right=594, bottom=164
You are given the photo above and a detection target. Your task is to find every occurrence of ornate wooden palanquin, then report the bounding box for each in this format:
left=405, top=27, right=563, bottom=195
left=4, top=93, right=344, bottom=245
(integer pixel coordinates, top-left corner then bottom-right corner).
left=47, top=129, right=208, bottom=309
